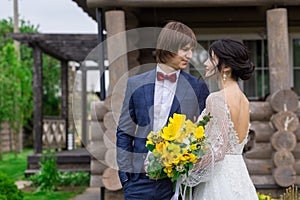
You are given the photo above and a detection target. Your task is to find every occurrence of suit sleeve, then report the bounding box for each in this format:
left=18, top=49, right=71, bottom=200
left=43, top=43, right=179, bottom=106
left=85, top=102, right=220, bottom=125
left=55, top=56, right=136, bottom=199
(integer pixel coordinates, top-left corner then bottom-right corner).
left=198, top=81, right=210, bottom=112
left=116, top=79, right=137, bottom=185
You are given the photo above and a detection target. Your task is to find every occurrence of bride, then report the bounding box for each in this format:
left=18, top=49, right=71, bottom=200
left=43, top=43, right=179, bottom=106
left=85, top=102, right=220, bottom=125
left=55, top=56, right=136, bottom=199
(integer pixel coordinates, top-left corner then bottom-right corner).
left=182, top=39, right=258, bottom=199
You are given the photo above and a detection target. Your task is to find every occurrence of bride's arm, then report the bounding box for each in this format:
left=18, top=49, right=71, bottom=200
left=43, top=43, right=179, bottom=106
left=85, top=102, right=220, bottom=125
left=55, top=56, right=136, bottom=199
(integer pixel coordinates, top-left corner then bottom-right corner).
left=183, top=94, right=229, bottom=186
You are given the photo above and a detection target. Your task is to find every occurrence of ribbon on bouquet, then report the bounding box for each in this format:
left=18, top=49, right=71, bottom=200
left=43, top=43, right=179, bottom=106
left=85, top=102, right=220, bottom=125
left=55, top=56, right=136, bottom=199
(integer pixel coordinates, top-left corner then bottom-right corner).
left=171, top=177, right=193, bottom=200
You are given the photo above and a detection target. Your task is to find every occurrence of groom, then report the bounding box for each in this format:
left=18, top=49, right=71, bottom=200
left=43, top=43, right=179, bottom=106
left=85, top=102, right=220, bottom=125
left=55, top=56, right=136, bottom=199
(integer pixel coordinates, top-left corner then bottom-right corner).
left=116, top=21, right=209, bottom=200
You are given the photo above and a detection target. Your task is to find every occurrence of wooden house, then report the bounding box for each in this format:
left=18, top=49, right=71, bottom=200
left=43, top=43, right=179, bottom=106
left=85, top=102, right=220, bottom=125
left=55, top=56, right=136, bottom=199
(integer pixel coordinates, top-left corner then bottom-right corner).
left=70, top=0, right=300, bottom=197
left=8, top=0, right=300, bottom=198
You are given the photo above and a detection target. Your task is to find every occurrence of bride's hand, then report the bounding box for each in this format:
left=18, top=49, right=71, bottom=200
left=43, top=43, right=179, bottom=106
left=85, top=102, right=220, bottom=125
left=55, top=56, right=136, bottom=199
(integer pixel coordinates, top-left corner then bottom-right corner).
left=192, top=154, right=213, bottom=172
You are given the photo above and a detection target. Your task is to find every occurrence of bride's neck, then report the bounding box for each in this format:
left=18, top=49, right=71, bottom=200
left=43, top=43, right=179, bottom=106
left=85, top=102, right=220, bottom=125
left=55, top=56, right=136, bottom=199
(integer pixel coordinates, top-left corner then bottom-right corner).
left=223, top=79, right=238, bottom=89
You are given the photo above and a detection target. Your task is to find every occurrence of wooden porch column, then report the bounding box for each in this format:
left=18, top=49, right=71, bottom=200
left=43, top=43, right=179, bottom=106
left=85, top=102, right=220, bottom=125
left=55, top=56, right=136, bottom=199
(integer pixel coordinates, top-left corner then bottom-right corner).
left=99, top=10, right=128, bottom=191
left=61, top=60, right=68, bottom=149
left=33, top=46, right=43, bottom=154
left=267, top=8, right=290, bottom=94
left=81, top=62, right=87, bottom=146
left=105, top=10, right=128, bottom=95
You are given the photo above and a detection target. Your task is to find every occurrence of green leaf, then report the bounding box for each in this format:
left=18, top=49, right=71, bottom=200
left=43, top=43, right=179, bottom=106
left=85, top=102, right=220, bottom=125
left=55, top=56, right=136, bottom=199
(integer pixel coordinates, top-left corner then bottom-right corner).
left=146, top=144, right=155, bottom=151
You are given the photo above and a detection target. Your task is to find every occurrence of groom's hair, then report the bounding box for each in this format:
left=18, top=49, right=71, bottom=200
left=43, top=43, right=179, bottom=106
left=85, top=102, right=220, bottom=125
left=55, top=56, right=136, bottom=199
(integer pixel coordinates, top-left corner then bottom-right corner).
left=156, top=21, right=196, bottom=64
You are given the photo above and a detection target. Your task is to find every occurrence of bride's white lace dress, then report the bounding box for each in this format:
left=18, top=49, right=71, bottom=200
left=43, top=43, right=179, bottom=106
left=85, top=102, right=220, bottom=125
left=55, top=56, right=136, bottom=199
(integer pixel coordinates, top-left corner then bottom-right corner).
left=184, top=91, right=258, bottom=200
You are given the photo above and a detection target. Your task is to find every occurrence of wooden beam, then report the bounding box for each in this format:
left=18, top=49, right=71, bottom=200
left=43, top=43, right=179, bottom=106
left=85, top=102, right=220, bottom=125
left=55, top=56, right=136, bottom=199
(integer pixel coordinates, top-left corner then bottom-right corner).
left=33, top=46, right=43, bottom=154
left=87, top=0, right=300, bottom=8
left=61, top=60, right=68, bottom=150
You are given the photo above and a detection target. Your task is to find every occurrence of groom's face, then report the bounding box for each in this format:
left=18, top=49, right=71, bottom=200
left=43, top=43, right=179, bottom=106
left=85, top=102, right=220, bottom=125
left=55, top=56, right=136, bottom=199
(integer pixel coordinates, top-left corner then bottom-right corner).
left=165, top=44, right=193, bottom=71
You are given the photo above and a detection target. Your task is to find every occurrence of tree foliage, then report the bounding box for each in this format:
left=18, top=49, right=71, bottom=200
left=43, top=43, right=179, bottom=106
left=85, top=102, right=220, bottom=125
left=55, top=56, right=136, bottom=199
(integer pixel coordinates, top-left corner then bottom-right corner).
left=0, top=17, right=61, bottom=156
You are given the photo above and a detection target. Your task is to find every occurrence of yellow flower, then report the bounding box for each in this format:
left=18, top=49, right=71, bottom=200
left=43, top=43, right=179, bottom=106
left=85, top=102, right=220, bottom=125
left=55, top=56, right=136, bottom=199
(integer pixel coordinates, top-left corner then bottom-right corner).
left=185, top=120, right=197, bottom=134
left=167, top=143, right=181, bottom=154
left=190, top=144, right=197, bottom=151
left=195, top=126, right=204, bottom=139
left=146, top=139, right=154, bottom=146
left=184, top=153, right=197, bottom=163
left=161, top=114, right=186, bottom=141
left=163, top=166, right=174, bottom=178
left=145, top=112, right=211, bottom=183
left=154, top=142, right=167, bottom=156
left=171, top=113, right=186, bottom=131
left=174, top=131, right=186, bottom=143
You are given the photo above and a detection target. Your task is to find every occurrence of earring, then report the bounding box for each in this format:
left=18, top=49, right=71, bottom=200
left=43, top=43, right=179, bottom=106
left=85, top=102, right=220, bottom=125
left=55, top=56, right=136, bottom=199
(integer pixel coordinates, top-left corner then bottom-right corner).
left=223, top=73, right=227, bottom=81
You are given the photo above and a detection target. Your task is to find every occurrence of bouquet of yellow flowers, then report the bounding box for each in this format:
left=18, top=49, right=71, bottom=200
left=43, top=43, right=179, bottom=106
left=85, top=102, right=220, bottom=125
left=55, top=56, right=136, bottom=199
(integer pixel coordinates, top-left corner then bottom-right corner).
left=145, top=113, right=211, bottom=183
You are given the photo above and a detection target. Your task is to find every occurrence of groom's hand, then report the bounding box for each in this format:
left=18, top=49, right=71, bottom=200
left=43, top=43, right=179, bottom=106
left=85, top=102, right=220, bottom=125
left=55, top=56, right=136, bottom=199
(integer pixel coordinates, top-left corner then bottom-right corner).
left=146, top=173, right=161, bottom=180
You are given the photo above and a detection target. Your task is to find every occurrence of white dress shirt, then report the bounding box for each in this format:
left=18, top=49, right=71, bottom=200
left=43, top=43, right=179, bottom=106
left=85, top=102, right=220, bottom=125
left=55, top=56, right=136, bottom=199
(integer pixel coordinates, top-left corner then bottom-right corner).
left=153, top=65, right=180, bottom=132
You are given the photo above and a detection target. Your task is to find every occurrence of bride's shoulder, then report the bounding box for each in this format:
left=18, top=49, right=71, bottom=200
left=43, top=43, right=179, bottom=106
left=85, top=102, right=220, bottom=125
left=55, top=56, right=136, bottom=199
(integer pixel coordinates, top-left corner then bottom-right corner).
left=206, top=91, right=225, bottom=102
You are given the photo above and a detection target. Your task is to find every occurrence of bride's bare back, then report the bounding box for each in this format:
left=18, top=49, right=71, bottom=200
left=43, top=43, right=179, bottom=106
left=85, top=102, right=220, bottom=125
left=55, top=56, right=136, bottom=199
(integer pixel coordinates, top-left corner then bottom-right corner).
left=224, top=85, right=250, bottom=144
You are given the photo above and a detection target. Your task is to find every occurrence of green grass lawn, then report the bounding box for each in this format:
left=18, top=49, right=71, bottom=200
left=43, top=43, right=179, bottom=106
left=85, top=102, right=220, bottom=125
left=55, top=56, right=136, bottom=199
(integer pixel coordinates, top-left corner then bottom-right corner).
left=0, top=149, right=32, bottom=181
left=23, top=189, right=85, bottom=200
left=0, top=149, right=86, bottom=200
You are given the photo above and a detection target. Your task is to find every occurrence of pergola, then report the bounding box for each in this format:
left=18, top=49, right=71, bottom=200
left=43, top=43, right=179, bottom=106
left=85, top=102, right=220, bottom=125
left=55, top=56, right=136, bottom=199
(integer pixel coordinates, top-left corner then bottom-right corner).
left=7, top=33, right=99, bottom=153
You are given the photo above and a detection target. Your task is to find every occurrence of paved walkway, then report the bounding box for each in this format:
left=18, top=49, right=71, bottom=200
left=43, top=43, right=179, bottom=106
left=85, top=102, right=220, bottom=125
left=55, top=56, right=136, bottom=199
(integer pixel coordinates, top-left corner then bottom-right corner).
left=70, top=187, right=101, bottom=200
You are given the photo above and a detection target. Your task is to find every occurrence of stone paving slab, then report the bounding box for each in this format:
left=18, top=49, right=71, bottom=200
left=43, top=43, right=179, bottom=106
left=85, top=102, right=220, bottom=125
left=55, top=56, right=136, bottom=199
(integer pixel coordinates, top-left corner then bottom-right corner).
left=70, top=187, right=101, bottom=200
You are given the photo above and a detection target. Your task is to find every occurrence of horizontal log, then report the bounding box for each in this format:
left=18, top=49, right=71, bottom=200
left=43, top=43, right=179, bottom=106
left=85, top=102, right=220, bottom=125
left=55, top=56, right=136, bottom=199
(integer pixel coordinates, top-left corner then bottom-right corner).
left=270, top=89, right=299, bottom=112
left=273, top=166, right=296, bottom=187
left=103, top=111, right=120, bottom=130
left=90, top=159, right=108, bottom=175
left=273, top=149, right=295, bottom=167
left=90, top=175, right=104, bottom=187
left=293, top=160, right=300, bottom=175
left=90, top=121, right=105, bottom=141
left=104, top=129, right=117, bottom=143
left=244, top=143, right=273, bottom=159
left=88, top=141, right=107, bottom=161
left=250, top=121, right=275, bottom=142
left=271, top=131, right=297, bottom=151
left=294, top=125, right=300, bottom=141
left=104, top=94, right=125, bottom=113
left=103, top=134, right=116, bottom=149
left=296, top=102, right=300, bottom=117
left=292, top=143, right=300, bottom=159
left=250, top=102, right=273, bottom=121
left=90, top=101, right=107, bottom=121
left=244, top=158, right=274, bottom=175
left=105, top=148, right=118, bottom=169
left=245, top=142, right=300, bottom=160
left=270, top=111, right=299, bottom=132
left=102, top=167, right=122, bottom=191
left=252, top=175, right=300, bottom=186
left=251, top=175, right=276, bottom=185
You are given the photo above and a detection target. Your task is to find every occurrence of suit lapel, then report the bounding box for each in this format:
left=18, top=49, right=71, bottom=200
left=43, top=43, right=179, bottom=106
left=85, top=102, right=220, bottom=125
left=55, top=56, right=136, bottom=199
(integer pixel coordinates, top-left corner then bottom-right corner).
left=142, top=69, right=156, bottom=129
left=168, top=71, right=190, bottom=118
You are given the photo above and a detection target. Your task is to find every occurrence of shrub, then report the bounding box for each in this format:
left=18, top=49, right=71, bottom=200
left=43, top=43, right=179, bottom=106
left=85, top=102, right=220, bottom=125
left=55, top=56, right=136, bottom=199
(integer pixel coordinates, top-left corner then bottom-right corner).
left=0, top=172, right=23, bottom=200
left=29, top=152, right=59, bottom=192
left=58, top=171, right=90, bottom=187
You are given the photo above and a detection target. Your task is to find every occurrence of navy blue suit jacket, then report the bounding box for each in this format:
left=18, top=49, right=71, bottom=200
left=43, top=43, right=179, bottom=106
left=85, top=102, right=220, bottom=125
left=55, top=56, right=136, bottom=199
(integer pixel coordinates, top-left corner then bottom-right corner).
left=116, top=69, right=209, bottom=185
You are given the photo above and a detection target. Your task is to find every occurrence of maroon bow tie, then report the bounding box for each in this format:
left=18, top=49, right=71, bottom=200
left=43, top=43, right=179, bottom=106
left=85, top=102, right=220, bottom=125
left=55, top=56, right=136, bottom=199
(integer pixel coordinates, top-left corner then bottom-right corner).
left=157, top=72, right=177, bottom=83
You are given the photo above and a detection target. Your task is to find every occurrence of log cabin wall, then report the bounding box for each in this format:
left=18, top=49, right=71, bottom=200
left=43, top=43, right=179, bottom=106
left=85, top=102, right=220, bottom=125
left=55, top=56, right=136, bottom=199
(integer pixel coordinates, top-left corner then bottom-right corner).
left=71, top=0, right=300, bottom=195
left=0, top=123, right=15, bottom=153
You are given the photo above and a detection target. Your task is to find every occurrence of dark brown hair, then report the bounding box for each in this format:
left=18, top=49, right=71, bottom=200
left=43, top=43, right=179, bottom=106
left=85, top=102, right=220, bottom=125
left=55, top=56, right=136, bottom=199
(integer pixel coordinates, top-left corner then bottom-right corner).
left=208, top=39, right=255, bottom=81
left=156, top=21, right=196, bottom=64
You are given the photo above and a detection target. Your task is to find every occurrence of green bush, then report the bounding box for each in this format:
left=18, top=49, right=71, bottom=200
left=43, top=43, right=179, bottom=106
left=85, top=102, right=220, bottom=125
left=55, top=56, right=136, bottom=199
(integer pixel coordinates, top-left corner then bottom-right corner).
left=29, top=152, right=59, bottom=192
left=0, top=172, right=23, bottom=200
left=29, top=152, right=89, bottom=192
left=58, top=171, right=90, bottom=187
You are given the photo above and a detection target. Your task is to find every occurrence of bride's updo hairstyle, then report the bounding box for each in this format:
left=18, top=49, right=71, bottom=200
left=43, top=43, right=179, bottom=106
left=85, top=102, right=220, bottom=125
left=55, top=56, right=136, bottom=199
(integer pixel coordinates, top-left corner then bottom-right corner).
left=208, top=39, right=255, bottom=81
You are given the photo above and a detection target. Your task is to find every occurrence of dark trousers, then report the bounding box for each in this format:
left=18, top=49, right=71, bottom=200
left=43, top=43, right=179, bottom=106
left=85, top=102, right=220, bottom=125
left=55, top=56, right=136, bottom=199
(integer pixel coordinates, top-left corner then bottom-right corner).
left=123, top=176, right=174, bottom=200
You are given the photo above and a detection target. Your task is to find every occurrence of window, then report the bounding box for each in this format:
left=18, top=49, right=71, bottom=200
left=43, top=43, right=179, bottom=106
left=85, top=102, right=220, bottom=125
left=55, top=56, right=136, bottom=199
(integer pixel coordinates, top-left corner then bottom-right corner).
left=293, top=39, right=300, bottom=96
left=190, top=39, right=269, bottom=100
left=243, top=40, right=269, bottom=100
